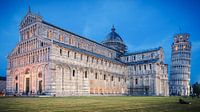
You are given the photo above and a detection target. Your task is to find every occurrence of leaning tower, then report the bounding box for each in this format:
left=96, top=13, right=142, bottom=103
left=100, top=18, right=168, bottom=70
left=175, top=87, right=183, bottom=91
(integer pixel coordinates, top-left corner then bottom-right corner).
left=170, top=33, right=192, bottom=96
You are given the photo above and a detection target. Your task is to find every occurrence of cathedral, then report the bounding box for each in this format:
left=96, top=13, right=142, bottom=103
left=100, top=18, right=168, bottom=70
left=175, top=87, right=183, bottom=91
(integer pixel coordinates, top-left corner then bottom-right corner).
left=6, top=8, right=169, bottom=96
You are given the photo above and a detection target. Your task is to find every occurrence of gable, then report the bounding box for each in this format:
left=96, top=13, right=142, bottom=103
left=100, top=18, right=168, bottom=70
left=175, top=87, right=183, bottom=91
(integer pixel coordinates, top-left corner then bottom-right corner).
left=20, top=12, right=42, bottom=29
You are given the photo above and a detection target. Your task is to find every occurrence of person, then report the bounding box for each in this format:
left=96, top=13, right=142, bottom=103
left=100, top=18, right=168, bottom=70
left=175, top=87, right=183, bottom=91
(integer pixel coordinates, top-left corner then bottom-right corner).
left=179, top=98, right=191, bottom=104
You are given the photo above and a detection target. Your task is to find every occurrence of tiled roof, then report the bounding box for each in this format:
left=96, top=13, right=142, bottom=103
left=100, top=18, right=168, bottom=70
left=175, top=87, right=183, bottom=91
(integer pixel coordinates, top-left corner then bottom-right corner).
left=42, top=21, right=121, bottom=53
left=123, top=47, right=162, bottom=56
left=126, top=58, right=159, bottom=65
left=53, top=40, right=125, bottom=65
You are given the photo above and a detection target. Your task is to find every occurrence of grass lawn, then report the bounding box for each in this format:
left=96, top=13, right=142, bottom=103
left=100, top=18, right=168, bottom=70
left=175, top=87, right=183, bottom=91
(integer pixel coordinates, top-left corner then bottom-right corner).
left=0, top=96, right=200, bottom=112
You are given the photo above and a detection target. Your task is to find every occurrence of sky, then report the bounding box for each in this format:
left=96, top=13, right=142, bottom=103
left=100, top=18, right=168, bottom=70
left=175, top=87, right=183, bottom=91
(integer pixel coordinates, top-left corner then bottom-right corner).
left=0, top=0, right=200, bottom=84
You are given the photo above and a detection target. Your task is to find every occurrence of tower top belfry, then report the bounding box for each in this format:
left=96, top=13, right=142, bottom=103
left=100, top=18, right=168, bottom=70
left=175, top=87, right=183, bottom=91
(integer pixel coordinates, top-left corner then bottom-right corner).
left=173, top=33, right=190, bottom=44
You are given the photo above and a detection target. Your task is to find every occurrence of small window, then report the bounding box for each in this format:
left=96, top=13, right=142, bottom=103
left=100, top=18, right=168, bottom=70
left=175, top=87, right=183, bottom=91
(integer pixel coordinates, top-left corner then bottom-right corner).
left=33, top=56, right=35, bottom=63
left=74, top=52, right=76, bottom=59
left=133, top=56, right=136, bottom=60
left=72, top=70, right=75, bottom=77
left=25, top=68, right=30, bottom=74
left=142, top=54, right=144, bottom=59
left=38, top=72, right=42, bottom=78
left=151, top=53, right=154, bottom=58
left=134, top=66, right=136, bottom=71
left=40, top=42, right=44, bottom=47
left=47, top=30, right=52, bottom=38
left=69, top=38, right=72, bottom=44
left=60, top=49, right=62, bottom=56
left=59, top=34, right=64, bottom=42
left=111, top=76, right=114, bottom=81
left=135, top=78, right=138, bottom=85
left=15, top=76, right=18, bottom=80
left=85, top=71, right=87, bottom=78
left=149, top=64, right=152, bottom=69
left=18, top=48, right=20, bottom=54
left=96, top=59, right=98, bottom=64
left=86, top=56, right=89, bottom=62
left=95, top=73, right=98, bottom=79
left=144, top=65, right=146, bottom=70
left=67, top=51, right=70, bottom=57
left=104, top=74, right=106, bottom=80
left=118, top=77, right=120, bottom=82
left=139, top=66, right=141, bottom=70
left=81, top=54, right=83, bottom=60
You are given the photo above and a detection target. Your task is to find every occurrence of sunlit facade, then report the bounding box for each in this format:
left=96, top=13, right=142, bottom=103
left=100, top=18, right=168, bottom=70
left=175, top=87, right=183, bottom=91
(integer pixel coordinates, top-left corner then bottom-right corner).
left=6, top=8, right=169, bottom=96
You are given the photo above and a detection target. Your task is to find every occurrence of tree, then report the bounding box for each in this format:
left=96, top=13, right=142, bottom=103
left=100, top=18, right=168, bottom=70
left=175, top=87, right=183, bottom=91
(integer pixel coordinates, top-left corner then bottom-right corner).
left=192, top=82, right=200, bottom=97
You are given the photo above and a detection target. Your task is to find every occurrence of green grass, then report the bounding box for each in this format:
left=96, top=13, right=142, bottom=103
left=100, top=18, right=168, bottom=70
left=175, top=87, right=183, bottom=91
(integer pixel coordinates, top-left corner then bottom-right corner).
left=0, top=96, right=200, bottom=112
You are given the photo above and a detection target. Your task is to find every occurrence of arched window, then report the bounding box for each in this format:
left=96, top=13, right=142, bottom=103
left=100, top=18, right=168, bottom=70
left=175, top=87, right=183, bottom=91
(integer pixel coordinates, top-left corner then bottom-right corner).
left=95, top=73, right=98, bottom=79
left=86, top=56, right=89, bottom=62
left=59, top=34, right=64, bottom=42
left=25, top=68, right=30, bottom=74
left=92, top=57, right=94, bottom=63
left=151, top=53, right=154, bottom=58
left=15, top=75, right=18, bottom=80
left=27, top=31, right=29, bottom=39
left=38, top=72, right=42, bottom=78
left=80, top=54, right=83, bottom=60
left=103, top=74, right=106, bottom=80
left=72, top=70, right=75, bottom=77
left=67, top=51, right=70, bottom=57
left=40, top=42, right=44, bottom=47
left=69, top=38, right=72, bottom=44
left=142, top=54, right=144, bottom=59
left=47, top=30, right=52, bottom=38
left=139, top=66, right=141, bottom=70
left=60, top=49, right=62, bottom=56
left=85, top=71, right=87, bottom=78
left=135, top=78, right=138, bottom=85
left=149, top=64, right=152, bottom=70
left=111, top=76, right=114, bottom=81
left=18, top=48, right=20, bottom=54
left=74, top=52, right=76, bottom=59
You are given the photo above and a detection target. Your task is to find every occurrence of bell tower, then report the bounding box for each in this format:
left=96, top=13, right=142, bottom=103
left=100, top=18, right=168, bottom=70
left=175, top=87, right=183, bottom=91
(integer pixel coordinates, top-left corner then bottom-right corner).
left=170, top=33, right=192, bottom=96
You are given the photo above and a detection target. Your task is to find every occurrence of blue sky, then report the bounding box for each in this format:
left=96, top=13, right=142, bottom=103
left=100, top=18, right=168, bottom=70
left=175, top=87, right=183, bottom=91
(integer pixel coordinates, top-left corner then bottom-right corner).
left=0, top=0, right=200, bottom=83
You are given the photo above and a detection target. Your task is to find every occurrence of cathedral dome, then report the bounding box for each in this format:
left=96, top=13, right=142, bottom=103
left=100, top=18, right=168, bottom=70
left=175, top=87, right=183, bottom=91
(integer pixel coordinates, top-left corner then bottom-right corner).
left=103, top=26, right=124, bottom=44
left=102, top=26, right=127, bottom=54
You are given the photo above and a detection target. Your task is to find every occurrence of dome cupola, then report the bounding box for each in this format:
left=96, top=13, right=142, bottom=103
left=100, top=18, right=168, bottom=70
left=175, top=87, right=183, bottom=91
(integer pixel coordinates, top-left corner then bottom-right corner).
left=102, top=26, right=127, bottom=54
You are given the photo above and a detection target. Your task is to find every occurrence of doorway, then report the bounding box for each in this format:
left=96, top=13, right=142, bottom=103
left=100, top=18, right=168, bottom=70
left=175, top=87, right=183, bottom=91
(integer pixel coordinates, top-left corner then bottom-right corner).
left=26, top=78, right=30, bottom=94
left=39, top=80, right=42, bottom=94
